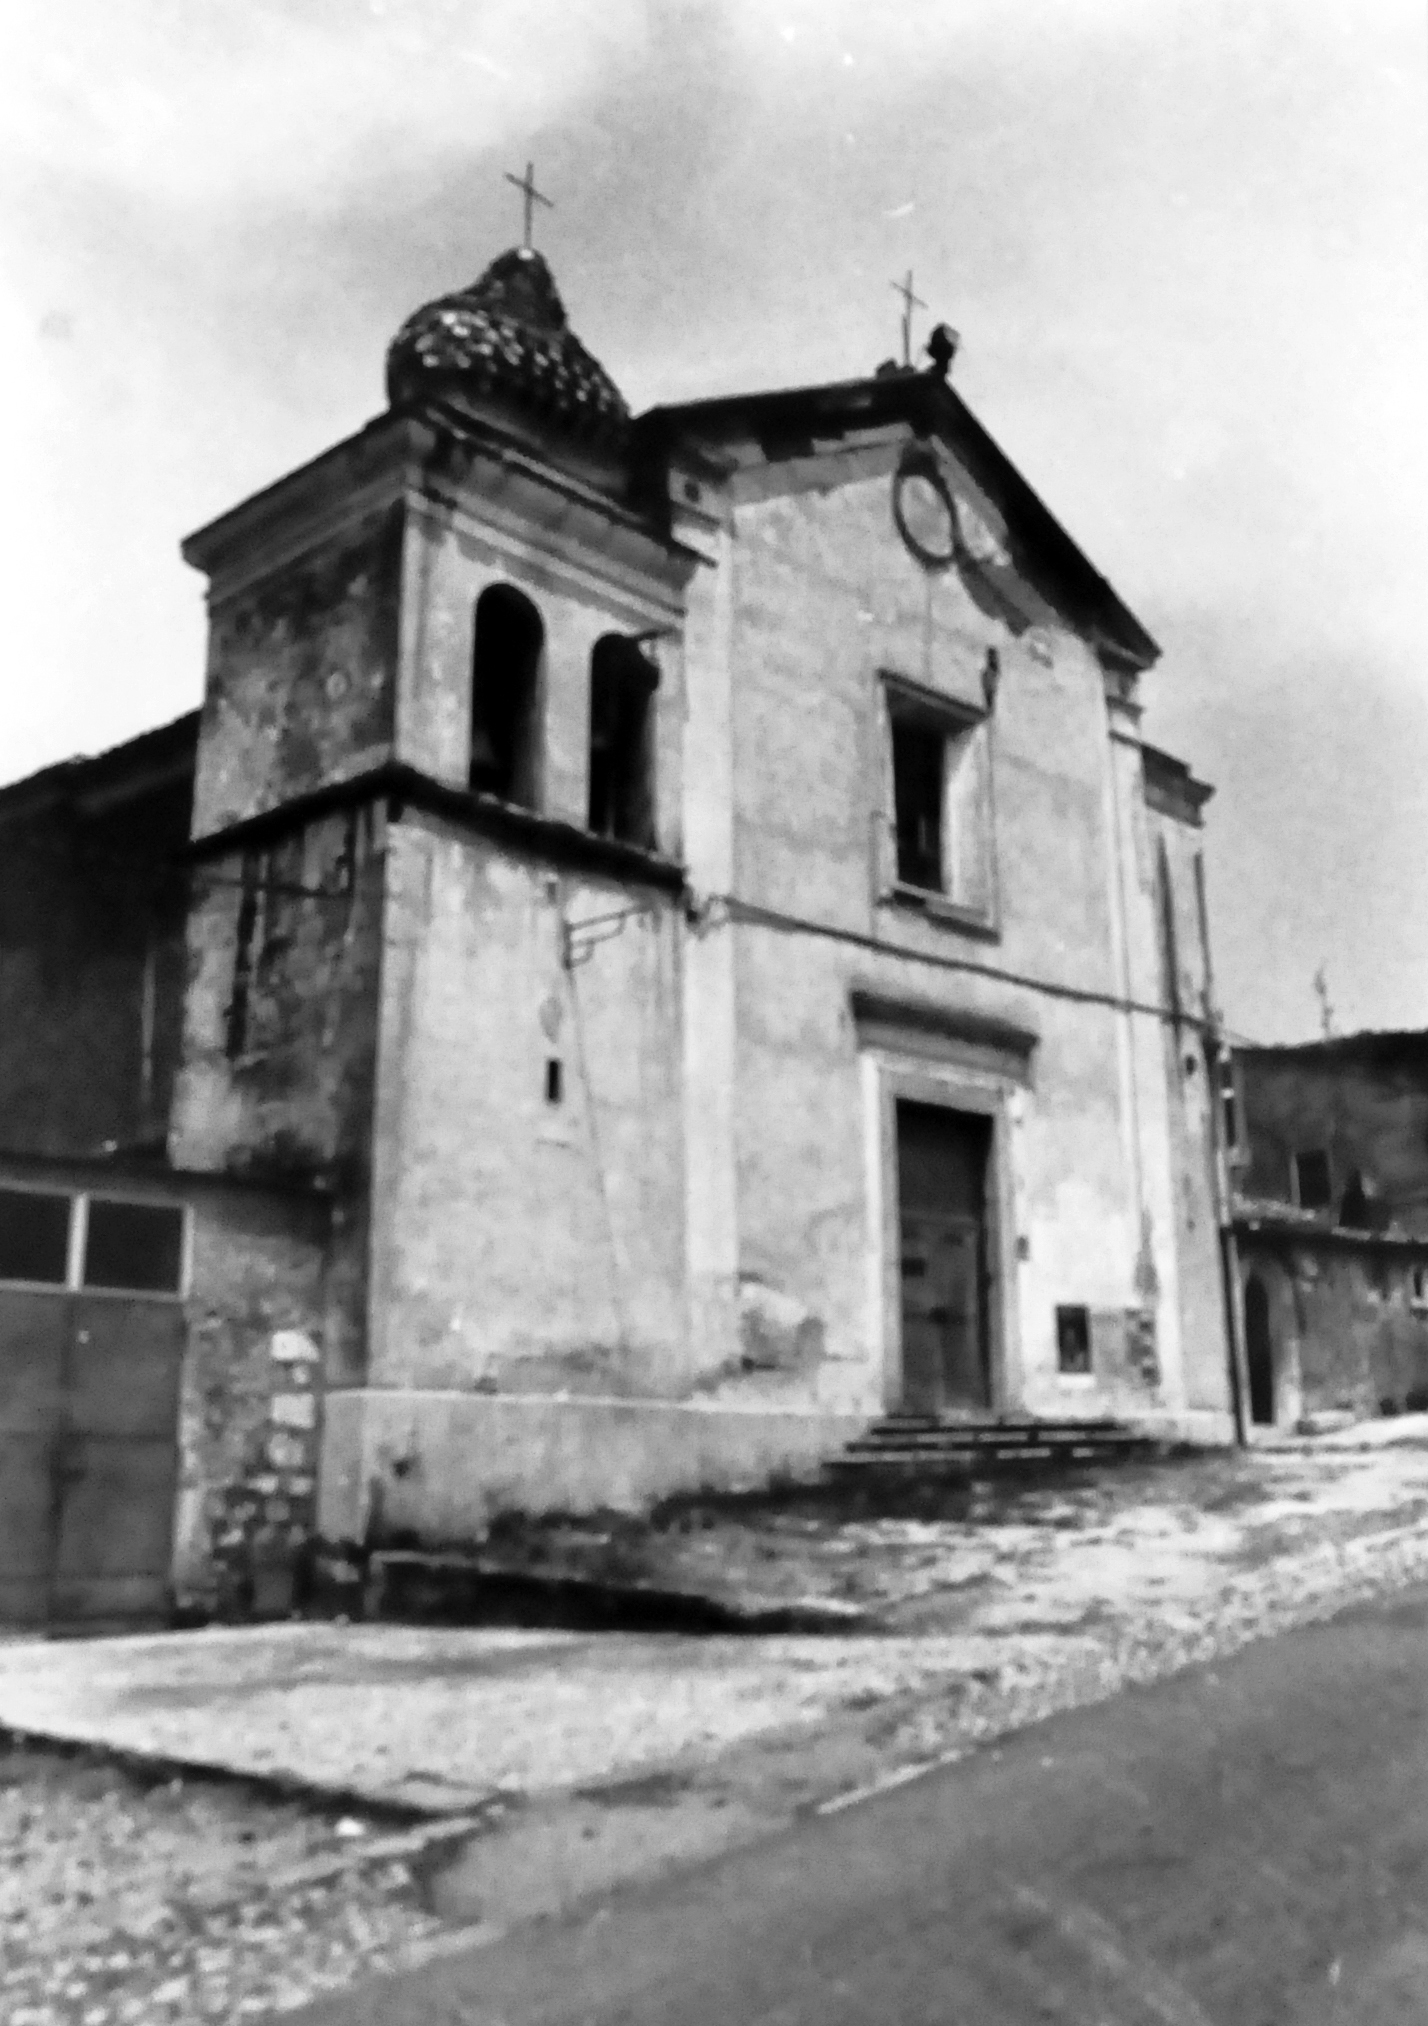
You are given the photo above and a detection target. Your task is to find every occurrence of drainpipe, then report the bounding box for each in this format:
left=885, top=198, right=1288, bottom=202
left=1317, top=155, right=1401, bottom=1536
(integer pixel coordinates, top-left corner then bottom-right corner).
left=1205, top=1023, right=1250, bottom=1447
left=1193, top=844, right=1249, bottom=1447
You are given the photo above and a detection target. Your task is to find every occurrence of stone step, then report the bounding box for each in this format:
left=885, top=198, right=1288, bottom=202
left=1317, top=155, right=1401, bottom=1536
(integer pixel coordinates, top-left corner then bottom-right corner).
left=847, top=1429, right=1147, bottom=1454
left=840, top=1447, right=1149, bottom=1466
left=831, top=1415, right=1163, bottom=1481
left=863, top=1417, right=1125, bottom=1441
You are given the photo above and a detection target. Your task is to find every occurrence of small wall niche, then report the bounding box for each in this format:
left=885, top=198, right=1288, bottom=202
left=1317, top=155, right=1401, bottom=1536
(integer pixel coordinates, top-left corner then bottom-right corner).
left=1055, top=1303, right=1092, bottom=1375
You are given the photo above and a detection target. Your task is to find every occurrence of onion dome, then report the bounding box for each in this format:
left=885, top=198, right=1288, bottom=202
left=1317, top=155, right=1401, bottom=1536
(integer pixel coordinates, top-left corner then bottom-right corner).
left=385, top=246, right=629, bottom=451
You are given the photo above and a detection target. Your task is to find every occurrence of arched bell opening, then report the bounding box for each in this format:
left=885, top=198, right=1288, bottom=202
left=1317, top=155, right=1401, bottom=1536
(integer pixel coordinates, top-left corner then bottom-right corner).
left=587, top=634, right=658, bottom=850
left=470, top=584, right=544, bottom=807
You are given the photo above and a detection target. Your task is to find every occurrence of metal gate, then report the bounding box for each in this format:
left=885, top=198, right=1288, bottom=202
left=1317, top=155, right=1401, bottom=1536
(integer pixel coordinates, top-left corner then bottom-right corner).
left=0, top=1186, right=186, bottom=1626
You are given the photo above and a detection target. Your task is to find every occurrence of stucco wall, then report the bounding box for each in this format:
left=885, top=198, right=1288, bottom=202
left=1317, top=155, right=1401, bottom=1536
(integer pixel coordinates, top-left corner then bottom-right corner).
left=303, top=419, right=1235, bottom=1544
left=317, top=1391, right=866, bottom=1544
left=718, top=453, right=1230, bottom=1434
left=1147, top=804, right=1230, bottom=1414
left=366, top=812, right=688, bottom=1397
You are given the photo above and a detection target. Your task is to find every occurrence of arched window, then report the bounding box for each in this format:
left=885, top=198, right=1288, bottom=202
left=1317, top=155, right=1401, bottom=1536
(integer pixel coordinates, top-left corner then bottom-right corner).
left=588, top=634, right=658, bottom=848
left=1244, top=1272, right=1275, bottom=1426
left=470, top=585, right=543, bottom=806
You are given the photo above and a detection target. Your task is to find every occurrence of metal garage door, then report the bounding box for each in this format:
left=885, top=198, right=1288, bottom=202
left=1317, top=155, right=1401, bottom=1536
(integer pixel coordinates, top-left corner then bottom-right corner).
left=0, top=1186, right=186, bottom=1626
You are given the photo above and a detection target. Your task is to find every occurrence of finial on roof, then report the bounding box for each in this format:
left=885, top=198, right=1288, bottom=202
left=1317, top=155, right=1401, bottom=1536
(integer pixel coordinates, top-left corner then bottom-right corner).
left=925, top=322, right=960, bottom=379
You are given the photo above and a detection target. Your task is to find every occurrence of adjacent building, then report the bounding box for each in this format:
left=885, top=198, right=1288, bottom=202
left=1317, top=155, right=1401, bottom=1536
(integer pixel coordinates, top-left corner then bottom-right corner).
left=1230, top=1034, right=1428, bottom=1430
left=0, top=243, right=1235, bottom=1625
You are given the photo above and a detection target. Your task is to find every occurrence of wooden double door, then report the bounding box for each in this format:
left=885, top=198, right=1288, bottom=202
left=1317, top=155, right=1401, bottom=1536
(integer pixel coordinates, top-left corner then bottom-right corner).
left=0, top=1291, right=184, bottom=1625
left=896, top=1101, right=993, bottom=1415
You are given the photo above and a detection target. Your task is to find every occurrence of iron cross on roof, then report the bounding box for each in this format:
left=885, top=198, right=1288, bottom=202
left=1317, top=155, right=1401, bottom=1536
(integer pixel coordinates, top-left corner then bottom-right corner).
left=504, top=160, right=554, bottom=249
left=890, top=269, right=928, bottom=368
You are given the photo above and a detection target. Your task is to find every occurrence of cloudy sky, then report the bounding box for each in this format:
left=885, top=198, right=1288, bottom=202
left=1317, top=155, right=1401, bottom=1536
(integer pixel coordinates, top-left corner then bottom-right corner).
left=2, top=0, right=1424, bottom=1041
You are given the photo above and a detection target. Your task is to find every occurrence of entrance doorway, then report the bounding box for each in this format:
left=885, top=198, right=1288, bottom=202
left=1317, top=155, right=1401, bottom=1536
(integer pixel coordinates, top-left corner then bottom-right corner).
left=1244, top=1272, right=1275, bottom=1427
left=0, top=1187, right=186, bottom=1625
left=895, top=1101, right=993, bottom=1415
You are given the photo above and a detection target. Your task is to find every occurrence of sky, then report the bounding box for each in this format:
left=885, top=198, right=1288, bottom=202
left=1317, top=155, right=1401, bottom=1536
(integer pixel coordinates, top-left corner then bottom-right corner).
left=2, top=0, right=1425, bottom=1043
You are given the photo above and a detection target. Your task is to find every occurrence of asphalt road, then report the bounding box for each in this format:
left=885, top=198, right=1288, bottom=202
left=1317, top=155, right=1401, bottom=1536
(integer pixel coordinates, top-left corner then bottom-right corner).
left=292, top=1585, right=1428, bottom=2025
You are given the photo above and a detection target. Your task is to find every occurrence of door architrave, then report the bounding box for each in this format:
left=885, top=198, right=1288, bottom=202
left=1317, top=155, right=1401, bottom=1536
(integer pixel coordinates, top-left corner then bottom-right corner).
left=866, top=1057, right=1022, bottom=1418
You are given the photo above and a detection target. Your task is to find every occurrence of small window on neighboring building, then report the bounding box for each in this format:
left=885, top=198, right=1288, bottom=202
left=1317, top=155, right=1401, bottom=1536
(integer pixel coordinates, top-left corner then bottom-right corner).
left=886, top=679, right=993, bottom=914
left=1292, top=1149, right=1333, bottom=1213
left=1056, top=1304, right=1092, bottom=1375
left=470, top=584, right=544, bottom=807
left=82, top=1200, right=185, bottom=1295
left=0, top=1187, right=71, bottom=1285
left=1218, top=1055, right=1240, bottom=1155
left=588, top=634, right=658, bottom=849
left=1411, top=1267, right=1428, bottom=1311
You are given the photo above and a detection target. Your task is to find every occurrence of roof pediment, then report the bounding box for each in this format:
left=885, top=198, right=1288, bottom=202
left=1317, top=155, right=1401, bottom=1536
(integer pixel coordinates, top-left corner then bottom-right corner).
left=633, top=369, right=1158, bottom=672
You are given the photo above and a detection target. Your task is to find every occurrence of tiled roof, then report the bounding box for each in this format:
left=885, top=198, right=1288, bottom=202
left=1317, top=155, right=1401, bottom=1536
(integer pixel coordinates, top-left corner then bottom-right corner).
left=386, top=247, right=629, bottom=449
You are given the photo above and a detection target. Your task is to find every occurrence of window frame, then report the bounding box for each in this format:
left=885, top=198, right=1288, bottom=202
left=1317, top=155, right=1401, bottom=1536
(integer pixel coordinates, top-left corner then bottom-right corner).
left=1055, top=1303, right=1094, bottom=1377
left=0, top=1184, right=76, bottom=1291
left=880, top=672, right=998, bottom=936
left=0, top=1184, right=189, bottom=1301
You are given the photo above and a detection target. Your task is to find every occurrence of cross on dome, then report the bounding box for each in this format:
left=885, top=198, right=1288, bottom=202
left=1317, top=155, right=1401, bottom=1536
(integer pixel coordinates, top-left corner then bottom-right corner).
left=503, top=160, right=554, bottom=249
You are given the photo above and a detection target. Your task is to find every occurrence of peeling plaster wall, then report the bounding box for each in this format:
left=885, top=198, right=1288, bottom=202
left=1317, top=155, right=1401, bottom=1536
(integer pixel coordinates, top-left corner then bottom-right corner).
left=172, top=1186, right=330, bottom=1612
left=1239, top=1047, right=1428, bottom=1236
left=170, top=811, right=383, bottom=1183
left=168, top=806, right=383, bottom=1413
left=1238, top=1242, right=1428, bottom=1427
left=191, top=505, right=402, bottom=838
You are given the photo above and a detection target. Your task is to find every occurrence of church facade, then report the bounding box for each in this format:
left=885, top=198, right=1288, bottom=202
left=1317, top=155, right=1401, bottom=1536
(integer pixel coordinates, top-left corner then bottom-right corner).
left=0, top=244, right=1235, bottom=1620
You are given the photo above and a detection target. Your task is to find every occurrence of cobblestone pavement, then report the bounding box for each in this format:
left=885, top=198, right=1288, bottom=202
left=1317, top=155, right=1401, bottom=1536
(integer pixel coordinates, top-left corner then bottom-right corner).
left=0, top=1742, right=453, bottom=2024
left=7, top=1436, right=1428, bottom=2021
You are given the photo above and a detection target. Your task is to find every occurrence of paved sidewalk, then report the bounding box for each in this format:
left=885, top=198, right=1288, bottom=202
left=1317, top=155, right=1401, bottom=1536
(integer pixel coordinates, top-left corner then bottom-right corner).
left=5, top=1438, right=1428, bottom=1814
left=8, top=1437, right=1428, bottom=2023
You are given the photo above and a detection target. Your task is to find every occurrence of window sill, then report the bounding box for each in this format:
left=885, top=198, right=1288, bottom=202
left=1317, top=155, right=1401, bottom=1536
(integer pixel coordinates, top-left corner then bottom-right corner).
left=884, top=884, right=1000, bottom=941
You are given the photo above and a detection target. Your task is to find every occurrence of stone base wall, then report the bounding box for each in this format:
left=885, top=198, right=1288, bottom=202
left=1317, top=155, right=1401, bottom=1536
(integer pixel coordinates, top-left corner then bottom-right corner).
left=316, top=1389, right=870, bottom=1546
left=172, top=1187, right=331, bottom=1614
